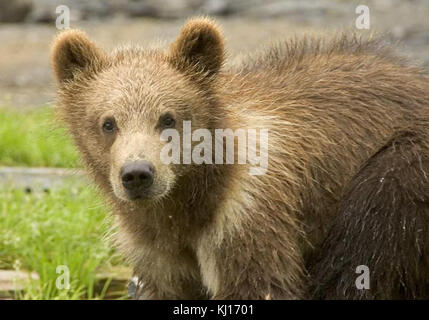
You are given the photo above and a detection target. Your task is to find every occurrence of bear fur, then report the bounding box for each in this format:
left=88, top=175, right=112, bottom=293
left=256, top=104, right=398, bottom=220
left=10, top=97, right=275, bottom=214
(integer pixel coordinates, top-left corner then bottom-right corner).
left=51, top=17, right=429, bottom=299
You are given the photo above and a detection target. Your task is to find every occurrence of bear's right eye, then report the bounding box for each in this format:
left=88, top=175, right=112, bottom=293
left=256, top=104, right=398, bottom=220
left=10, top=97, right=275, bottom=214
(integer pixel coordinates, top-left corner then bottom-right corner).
left=102, top=118, right=116, bottom=133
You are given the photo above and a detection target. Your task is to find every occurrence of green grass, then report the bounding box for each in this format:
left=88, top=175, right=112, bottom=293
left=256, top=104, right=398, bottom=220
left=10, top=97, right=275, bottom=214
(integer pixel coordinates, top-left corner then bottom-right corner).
left=0, top=183, right=127, bottom=300
left=0, top=106, right=128, bottom=299
left=0, top=106, right=79, bottom=168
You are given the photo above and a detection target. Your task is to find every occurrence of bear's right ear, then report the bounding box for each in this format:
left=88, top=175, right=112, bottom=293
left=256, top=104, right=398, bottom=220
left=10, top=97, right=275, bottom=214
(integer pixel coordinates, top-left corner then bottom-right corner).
left=51, top=30, right=107, bottom=84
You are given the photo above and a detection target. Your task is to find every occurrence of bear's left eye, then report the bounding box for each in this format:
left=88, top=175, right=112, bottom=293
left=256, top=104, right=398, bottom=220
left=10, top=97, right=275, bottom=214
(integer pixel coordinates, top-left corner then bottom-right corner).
left=160, top=115, right=176, bottom=128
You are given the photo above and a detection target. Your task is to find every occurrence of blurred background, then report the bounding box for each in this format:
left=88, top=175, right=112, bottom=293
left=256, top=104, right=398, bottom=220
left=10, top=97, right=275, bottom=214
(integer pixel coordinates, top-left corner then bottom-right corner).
left=0, top=0, right=428, bottom=300
left=1, top=0, right=428, bottom=108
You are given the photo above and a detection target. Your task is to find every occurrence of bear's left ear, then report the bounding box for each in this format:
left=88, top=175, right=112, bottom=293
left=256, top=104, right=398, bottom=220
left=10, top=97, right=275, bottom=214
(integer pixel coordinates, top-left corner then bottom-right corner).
left=168, top=17, right=225, bottom=79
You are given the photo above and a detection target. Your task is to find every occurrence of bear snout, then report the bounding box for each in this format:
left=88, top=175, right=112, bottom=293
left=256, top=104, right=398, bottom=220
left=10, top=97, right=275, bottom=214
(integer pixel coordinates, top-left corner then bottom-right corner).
left=120, top=160, right=155, bottom=198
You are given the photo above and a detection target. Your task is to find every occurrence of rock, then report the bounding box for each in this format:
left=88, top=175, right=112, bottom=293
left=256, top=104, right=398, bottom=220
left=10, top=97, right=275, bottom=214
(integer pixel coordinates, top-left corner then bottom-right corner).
left=202, top=0, right=234, bottom=16
left=27, top=0, right=126, bottom=23
left=28, top=0, right=78, bottom=23
left=94, top=266, right=132, bottom=299
left=0, top=270, right=39, bottom=298
left=0, top=0, right=33, bottom=23
left=0, top=167, right=86, bottom=193
left=126, top=0, right=204, bottom=19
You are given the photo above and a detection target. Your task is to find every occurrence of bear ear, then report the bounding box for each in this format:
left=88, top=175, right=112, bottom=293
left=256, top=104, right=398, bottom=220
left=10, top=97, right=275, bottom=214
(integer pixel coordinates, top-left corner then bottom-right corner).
left=51, top=29, right=107, bottom=84
left=168, top=17, right=225, bottom=78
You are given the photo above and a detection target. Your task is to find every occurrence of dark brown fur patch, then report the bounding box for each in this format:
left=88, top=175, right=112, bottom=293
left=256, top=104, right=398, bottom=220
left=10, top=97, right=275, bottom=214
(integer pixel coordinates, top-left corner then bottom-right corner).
left=308, top=130, right=429, bottom=299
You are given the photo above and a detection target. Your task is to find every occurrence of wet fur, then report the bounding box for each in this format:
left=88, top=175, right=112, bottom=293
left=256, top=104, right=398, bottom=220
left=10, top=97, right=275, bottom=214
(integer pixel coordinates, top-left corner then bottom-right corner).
left=51, top=17, right=429, bottom=299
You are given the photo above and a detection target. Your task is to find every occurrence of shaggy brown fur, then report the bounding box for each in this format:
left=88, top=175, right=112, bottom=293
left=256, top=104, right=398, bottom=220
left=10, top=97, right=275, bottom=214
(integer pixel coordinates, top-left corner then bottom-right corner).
left=51, top=17, right=429, bottom=299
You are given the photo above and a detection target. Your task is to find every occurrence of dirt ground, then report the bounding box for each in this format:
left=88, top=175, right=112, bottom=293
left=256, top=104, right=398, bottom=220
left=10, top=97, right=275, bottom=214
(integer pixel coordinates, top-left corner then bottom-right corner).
left=0, top=1, right=428, bottom=108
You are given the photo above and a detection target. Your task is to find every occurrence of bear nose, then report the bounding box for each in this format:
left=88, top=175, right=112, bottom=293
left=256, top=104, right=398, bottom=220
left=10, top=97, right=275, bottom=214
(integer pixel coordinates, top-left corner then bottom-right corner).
left=121, top=161, right=154, bottom=191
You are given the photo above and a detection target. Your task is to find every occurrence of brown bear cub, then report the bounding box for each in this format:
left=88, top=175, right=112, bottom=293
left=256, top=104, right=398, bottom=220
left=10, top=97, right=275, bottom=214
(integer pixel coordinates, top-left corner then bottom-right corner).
left=51, top=17, right=429, bottom=299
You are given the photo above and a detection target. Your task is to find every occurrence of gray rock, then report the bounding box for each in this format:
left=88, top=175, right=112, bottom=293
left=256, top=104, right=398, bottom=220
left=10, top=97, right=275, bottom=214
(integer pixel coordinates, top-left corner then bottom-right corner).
left=202, top=0, right=234, bottom=16
left=0, top=0, right=33, bottom=22
left=0, top=270, right=39, bottom=298
left=0, top=167, right=86, bottom=193
left=27, top=0, right=125, bottom=23
left=126, top=0, right=204, bottom=19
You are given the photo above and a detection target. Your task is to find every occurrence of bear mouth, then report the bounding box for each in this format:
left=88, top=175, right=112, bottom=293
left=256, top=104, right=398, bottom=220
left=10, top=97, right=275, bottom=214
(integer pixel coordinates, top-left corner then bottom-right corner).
left=124, top=190, right=153, bottom=201
left=127, top=193, right=149, bottom=201
left=120, top=186, right=168, bottom=202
